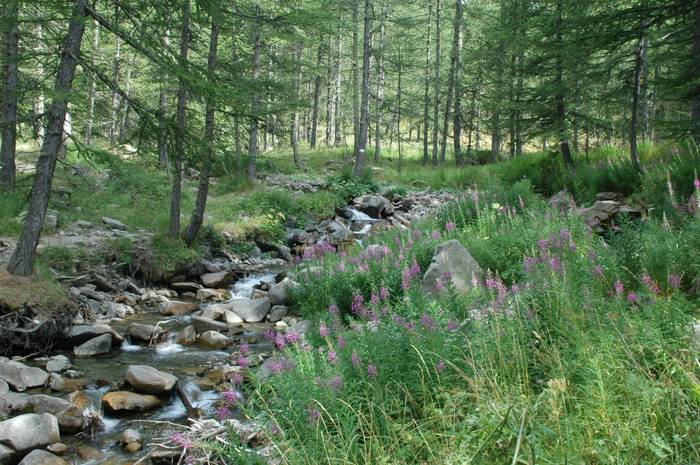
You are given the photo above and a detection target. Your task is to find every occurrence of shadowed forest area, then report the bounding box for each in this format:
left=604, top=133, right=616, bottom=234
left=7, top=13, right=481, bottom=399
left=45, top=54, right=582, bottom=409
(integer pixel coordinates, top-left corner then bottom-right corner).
left=0, top=1, right=699, bottom=465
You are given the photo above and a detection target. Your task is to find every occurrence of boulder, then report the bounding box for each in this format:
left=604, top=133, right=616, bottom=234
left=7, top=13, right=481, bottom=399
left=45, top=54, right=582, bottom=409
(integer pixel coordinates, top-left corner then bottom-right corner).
left=18, top=450, right=69, bottom=465
left=45, top=443, right=67, bottom=455
left=0, top=378, right=8, bottom=395
left=158, top=300, right=197, bottom=316
left=45, top=356, right=71, bottom=373
left=191, top=316, right=229, bottom=334
left=268, top=305, right=289, bottom=322
left=8, top=394, right=84, bottom=433
left=102, top=216, right=128, bottom=230
left=201, top=271, right=236, bottom=288
left=128, top=323, right=166, bottom=343
left=64, top=325, right=122, bottom=348
left=196, top=288, right=226, bottom=301
left=125, top=365, right=177, bottom=395
left=0, top=444, right=13, bottom=464
left=170, top=282, right=202, bottom=293
left=421, top=240, right=481, bottom=297
left=0, top=414, right=60, bottom=458
left=0, top=361, right=48, bottom=391
left=74, top=334, right=112, bottom=357
left=198, top=331, right=230, bottom=350
left=223, top=310, right=243, bottom=326
left=577, top=200, right=644, bottom=232
left=176, top=325, right=197, bottom=345
left=230, top=298, right=271, bottom=323
left=354, top=195, right=394, bottom=218
left=102, top=392, right=161, bottom=413
left=268, top=278, right=297, bottom=306
left=200, top=304, right=226, bottom=321
left=76, top=446, right=104, bottom=462
left=101, top=302, right=134, bottom=319
left=548, top=190, right=576, bottom=211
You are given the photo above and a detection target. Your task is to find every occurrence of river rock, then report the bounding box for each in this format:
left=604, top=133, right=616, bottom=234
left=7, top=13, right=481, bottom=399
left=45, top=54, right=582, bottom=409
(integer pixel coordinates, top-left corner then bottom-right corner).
left=268, top=278, right=298, bottom=306
left=0, top=378, right=8, bottom=395
left=200, top=304, right=226, bottom=320
left=196, top=288, right=226, bottom=301
left=170, top=282, right=202, bottom=293
left=102, top=391, right=161, bottom=413
left=198, top=331, right=230, bottom=350
left=191, top=315, right=229, bottom=334
left=201, top=271, right=236, bottom=288
left=74, top=333, right=112, bottom=357
left=176, top=325, right=197, bottom=345
left=17, top=449, right=69, bottom=465
left=101, top=302, right=135, bottom=319
left=230, top=298, right=271, bottom=323
left=0, top=361, right=49, bottom=391
left=223, top=310, right=243, bottom=325
left=0, top=413, right=60, bottom=459
left=122, top=428, right=143, bottom=453
left=46, top=443, right=68, bottom=455
left=159, top=300, right=197, bottom=316
left=268, top=305, right=289, bottom=322
left=45, top=356, right=71, bottom=373
left=76, top=445, right=104, bottom=462
left=125, top=365, right=177, bottom=395
left=128, top=323, right=166, bottom=343
left=421, top=240, right=481, bottom=297
left=13, top=394, right=84, bottom=433
left=354, top=195, right=394, bottom=218
left=64, top=324, right=123, bottom=348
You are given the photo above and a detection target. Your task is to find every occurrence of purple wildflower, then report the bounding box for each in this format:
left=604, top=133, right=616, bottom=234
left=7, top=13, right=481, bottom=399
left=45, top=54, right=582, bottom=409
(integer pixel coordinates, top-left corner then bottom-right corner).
left=329, top=375, right=343, bottom=392
left=319, top=322, right=330, bottom=338
left=217, top=406, right=232, bottom=421
left=171, top=432, right=193, bottom=449
left=593, top=265, right=604, bottom=277
left=432, top=230, right=442, bottom=240
left=447, top=320, right=459, bottom=332
left=380, top=287, right=390, bottom=300
left=327, top=351, right=338, bottom=364
left=627, top=292, right=639, bottom=304
left=223, top=390, right=243, bottom=405
left=367, top=363, right=378, bottom=378
left=284, top=331, right=300, bottom=344
left=351, top=351, right=361, bottom=367
left=237, top=356, right=249, bottom=368
left=336, top=335, right=346, bottom=349
left=614, top=279, right=625, bottom=297
left=436, top=360, right=446, bottom=373
left=420, top=313, right=436, bottom=331
left=230, top=372, right=244, bottom=386
left=669, top=274, right=681, bottom=289
left=307, top=408, right=321, bottom=425
left=446, top=222, right=456, bottom=232
left=239, top=343, right=250, bottom=355
left=275, top=334, right=287, bottom=350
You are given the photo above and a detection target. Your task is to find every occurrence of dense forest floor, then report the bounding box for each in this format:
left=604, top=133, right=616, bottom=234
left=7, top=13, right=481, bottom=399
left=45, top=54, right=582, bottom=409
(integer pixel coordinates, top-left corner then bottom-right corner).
left=1, top=141, right=699, bottom=464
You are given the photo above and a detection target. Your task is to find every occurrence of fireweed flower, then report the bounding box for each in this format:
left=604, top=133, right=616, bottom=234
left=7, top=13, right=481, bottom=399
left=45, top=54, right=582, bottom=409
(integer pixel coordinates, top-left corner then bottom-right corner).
left=641, top=274, right=660, bottom=295
left=223, top=390, right=243, bottom=405
left=351, top=351, right=361, bottom=367
left=432, top=230, right=442, bottom=240
left=669, top=274, right=681, bottom=289
left=327, top=351, right=338, bottom=364
left=239, top=343, right=250, bottom=355
left=627, top=292, right=639, bottom=304
left=230, top=372, right=244, bottom=386
left=593, top=265, right=604, bottom=277
left=420, top=313, right=436, bottom=331
left=336, top=335, right=346, bottom=349
left=370, top=293, right=380, bottom=306
left=237, top=356, right=250, bottom=368
left=447, top=320, right=459, bottom=332
left=171, top=432, right=193, bottom=449
left=329, top=375, right=343, bottom=392
left=367, top=363, right=378, bottom=378
left=446, top=222, right=456, bottom=231
left=275, top=334, right=286, bottom=350
left=307, top=408, right=321, bottom=425
left=436, top=360, right=446, bottom=373
left=263, top=329, right=276, bottom=341
left=284, top=331, right=300, bottom=344
left=380, top=287, right=390, bottom=300
left=328, top=304, right=339, bottom=316
left=319, top=322, right=330, bottom=338
left=614, top=279, right=625, bottom=297
left=217, top=406, right=232, bottom=421
left=269, top=359, right=286, bottom=375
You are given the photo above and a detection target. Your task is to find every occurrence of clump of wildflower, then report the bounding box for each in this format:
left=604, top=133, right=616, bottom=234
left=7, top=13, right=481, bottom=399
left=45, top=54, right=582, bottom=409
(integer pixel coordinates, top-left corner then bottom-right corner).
left=237, top=356, right=250, bottom=368
left=327, top=351, right=338, bottom=364
left=351, top=351, right=361, bottom=367
left=445, top=222, right=456, bottom=232
left=420, top=313, right=436, bottom=331
left=329, top=375, right=343, bottom=392
left=319, top=321, right=330, bottom=338
left=171, top=432, right=193, bottom=449
left=436, top=360, right=446, bottom=373
left=307, top=408, right=321, bottom=425
left=641, top=274, right=660, bottom=295
left=447, top=320, right=459, bottom=332
left=284, top=331, right=300, bottom=344
left=336, top=334, right=346, bottom=349
left=328, top=304, right=339, bottom=316
left=669, top=274, right=681, bottom=290
left=627, top=292, right=639, bottom=304
left=229, top=372, right=244, bottom=386
left=380, top=287, right=390, bottom=300
left=239, top=343, right=250, bottom=355
left=274, top=334, right=286, bottom=350
left=614, top=279, right=625, bottom=297
left=432, top=230, right=442, bottom=240
left=217, top=406, right=232, bottom=421
left=367, top=363, right=378, bottom=378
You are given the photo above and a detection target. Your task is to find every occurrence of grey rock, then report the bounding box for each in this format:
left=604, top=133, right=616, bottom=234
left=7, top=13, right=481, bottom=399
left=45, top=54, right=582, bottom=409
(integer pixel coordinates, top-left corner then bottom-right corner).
left=176, top=325, right=197, bottom=345
left=125, top=365, right=178, bottom=395
left=201, top=271, right=236, bottom=288
left=102, top=302, right=135, bottom=319
left=268, top=278, right=298, bottom=306
left=128, top=323, right=166, bottom=343
left=421, top=240, right=481, bottom=297
left=191, top=316, right=229, bottom=334
left=46, top=355, right=71, bottom=373
left=64, top=325, right=123, bottom=348
left=74, top=334, right=112, bottom=357
left=198, top=331, right=230, bottom=350
left=0, top=413, right=60, bottom=458
left=121, top=428, right=143, bottom=446
left=18, top=449, right=69, bottom=465
left=158, top=300, right=197, bottom=316
left=0, top=361, right=49, bottom=391
left=9, top=394, right=84, bottom=433
left=102, top=216, right=128, bottom=230
left=102, top=391, right=161, bottom=413
left=354, top=195, right=394, bottom=218
left=171, top=282, right=202, bottom=293
left=268, top=305, right=289, bottom=322
left=230, top=298, right=271, bottom=323
left=196, top=288, right=226, bottom=301
left=0, top=378, right=8, bottom=395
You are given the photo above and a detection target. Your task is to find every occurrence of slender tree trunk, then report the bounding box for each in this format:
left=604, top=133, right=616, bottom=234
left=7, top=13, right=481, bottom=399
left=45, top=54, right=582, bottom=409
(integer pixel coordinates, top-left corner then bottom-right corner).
left=0, top=0, right=19, bottom=189
left=325, top=38, right=334, bottom=147
left=158, top=31, right=170, bottom=170
left=168, top=0, right=190, bottom=240
left=449, top=0, right=464, bottom=165
left=108, top=4, right=121, bottom=145
left=185, top=18, right=219, bottom=246
left=650, top=64, right=658, bottom=143
left=234, top=115, right=242, bottom=172
left=441, top=0, right=462, bottom=164
left=491, top=111, right=500, bottom=162
left=84, top=18, right=99, bottom=146
left=33, top=24, right=45, bottom=146
left=397, top=44, right=403, bottom=174
left=475, top=105, right=481, bottom=151
left=118, top=52, right=136, bottom=143
left=640, top=35, right=649, bottom=141
left=555, top=0, right=572, bottom=168
left=292, top=43, right=303, bottom=168
left=630, top=34, right=645, bottom=173
left=691, top=0, right=700, bottom=143
left=354, top=0, right=372, bottom=176
left=248, top=5, right=262, bottom=181
left=352, top=0, right=360, bottom=154
left=515, top=52, right=524, bottom=157
left=422, top=0, right=433, bottom=165
left=310, top=43, right=323, bottom=149
left=373, top=3, right=386, bottom=163
left=333, top=34, right=343, bottom=146
left=8, top=0, right=87, bottom=276
left=431, top=0, right=441, bottom=166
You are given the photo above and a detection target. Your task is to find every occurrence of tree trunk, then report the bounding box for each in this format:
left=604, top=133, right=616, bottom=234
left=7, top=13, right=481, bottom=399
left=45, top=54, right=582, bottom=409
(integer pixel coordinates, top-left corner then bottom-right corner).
left=108, top=4, right=121, bottom=146
left=158, top=31, right=170, bottom=170
left=248, top=5, right=262, bottom=181
left=352, top=0, right=360, bottom=154
left=168, top=0, right=190, bottom=240
left=630, top=34, right=645, bottom=173
left=691, top=0, right=700, bottom=143
left=431, top=0, right=441, bottom=166
left=373, top=3, right=386, bottom=163
left=422, top=0, right=433, bottom=165
left=310, top=43, right=323, bottom=149
left=185, top=18, right=219, bottom=246
left=0, top=0, right=19, bottom=189
left=8, top=0, right=87, bottom=276
left=555, top=0, right=572, bottom=168
left=118, top=52, right=136, bottom=143
left=291, top=43, right=303, bottom=168
left=84, top=18, right=99, bottom=146
left=397, top=44, right=403, bottom=174
left=333, top=34, right=343, bottom=147
left=33, top=24, right=45, bottom=146
left=325, top=38, right=334, bottom=147
left=441, top=0, right=462, bottom=165
left=354, top=0, right=372, bottom=176
left=449, top=0, right=464, bottom=165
